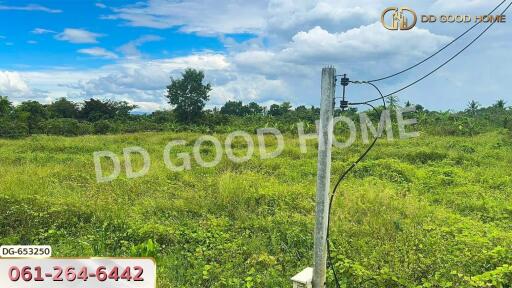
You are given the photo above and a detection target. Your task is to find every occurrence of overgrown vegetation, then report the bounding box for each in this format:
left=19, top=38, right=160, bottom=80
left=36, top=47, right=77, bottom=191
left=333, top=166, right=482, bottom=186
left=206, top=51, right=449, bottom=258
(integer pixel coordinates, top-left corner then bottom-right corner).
left=1, top=93, right=512, bottom=139
left=0, top=128, right=511, bottom=287
left=1, top=69, right=511, bottom=139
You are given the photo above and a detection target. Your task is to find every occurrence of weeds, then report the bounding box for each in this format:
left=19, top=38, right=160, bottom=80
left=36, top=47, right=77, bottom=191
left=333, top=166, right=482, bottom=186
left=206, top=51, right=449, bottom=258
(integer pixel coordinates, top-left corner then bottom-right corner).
left=0, top=131, right=511, bottom=287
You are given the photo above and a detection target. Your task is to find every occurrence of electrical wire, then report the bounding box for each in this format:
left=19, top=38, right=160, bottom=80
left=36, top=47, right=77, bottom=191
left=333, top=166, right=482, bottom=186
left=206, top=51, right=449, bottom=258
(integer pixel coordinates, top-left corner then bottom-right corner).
left=325, top=3, right=510, bottom=286
left=325, top=2, right=511, bottom=284
left=326, top=82, right=387, bottom=287
left=363, top=0, right=507, bottom=83
left=359, top=0, right=512, bottom=104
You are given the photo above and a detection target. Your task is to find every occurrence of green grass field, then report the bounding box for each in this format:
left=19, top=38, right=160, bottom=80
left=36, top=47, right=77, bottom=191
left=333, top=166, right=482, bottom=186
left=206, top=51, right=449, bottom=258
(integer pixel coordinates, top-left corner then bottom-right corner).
left=1, top=131, right=512, bottom=287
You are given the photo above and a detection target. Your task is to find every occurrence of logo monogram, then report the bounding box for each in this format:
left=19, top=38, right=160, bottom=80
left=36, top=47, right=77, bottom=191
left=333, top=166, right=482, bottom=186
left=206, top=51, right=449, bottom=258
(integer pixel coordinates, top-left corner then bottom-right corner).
left=381, top=7, right=417, bottom=30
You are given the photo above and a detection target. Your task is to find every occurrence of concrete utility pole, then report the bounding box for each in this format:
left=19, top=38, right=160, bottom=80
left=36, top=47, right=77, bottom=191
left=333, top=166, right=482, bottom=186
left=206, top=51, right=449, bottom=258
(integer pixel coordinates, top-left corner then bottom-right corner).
left=312, top=67, right=336, bottom=287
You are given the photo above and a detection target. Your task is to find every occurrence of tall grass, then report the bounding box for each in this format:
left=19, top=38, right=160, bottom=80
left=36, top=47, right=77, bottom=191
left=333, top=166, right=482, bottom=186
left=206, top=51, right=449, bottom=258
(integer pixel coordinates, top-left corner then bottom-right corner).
left=0, top=131, right=511, bottom=287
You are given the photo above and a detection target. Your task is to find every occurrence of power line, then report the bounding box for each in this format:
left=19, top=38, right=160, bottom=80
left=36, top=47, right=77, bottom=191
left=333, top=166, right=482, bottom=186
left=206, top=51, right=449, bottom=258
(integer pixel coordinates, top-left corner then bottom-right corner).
left=325, top=3, right=510, bottom=285
left=358, top=0, right=512, bottom=104
left=363, top=0, right=507, bottom=83
left=326, top=81, right=386, bottom=287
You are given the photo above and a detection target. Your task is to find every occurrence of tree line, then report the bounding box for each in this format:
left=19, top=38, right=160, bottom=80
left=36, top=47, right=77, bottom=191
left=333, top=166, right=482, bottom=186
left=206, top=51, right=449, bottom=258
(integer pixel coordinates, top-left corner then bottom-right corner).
left=0, top=68, right=511, bottom=138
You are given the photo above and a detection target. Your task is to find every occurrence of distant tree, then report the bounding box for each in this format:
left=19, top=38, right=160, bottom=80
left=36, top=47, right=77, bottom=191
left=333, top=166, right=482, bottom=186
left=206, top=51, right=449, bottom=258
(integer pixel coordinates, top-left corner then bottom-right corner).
left=0, top=96, right=13, bottom=117
left=295, top=105, right=308, bottom=114
left=166, top=68, right=211, bottom=123
left=294, top=105, right=321, bottom=121
left=246, top=102, right=263, bottom=115
left=269, top=102, right=292, bottom=117
left=80, top=98, right=136, bottom=122
left=151, top=110, right=175, bottom=124
left=48, top=97, right=79, bottom=118
left=387, top=95, right=400, bottom=109
left=80, top=99, right=112, bottom=121
left=493, top=99, right=507, bottom=109
left=16, top=100, right=49, bottom=133
left=466, top=100, right=480, bottom=115
left=280, top=102, right=292, bottom=113
left=110, top=101, right=137, bottom=118
left=268, top=104, right=282, bottom=116
left=220, top=101, right=246, bottom=116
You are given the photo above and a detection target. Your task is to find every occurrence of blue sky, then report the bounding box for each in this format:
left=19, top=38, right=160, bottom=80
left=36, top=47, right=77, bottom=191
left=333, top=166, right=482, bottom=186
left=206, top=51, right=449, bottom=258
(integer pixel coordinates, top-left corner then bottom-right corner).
left=0, top=1, right=234, bottom=69
left=0, top=0, right=510, bottom=111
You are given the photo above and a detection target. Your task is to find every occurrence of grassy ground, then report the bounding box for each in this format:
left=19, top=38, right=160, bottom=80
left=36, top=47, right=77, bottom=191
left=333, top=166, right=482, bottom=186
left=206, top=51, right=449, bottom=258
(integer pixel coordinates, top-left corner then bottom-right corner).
left=1, top=130, right=512, bottom=287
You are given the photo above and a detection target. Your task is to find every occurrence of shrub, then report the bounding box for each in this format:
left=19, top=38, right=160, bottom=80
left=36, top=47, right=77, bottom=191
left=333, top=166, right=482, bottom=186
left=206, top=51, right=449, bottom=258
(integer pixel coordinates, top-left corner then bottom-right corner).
left=43, top=118, right=81, bottom=136
left=120, top=120, right=162, bottom=133
left=94, top=120, right=119, bottom=134
left=151, top=110, right=175, bottom=124
left=353, top=159, right=414, bottom=184
left=77, top=122, right=94, bottom=135
left=43, top=118, right=94, bottom=136
left=0, top=118, right=29, bottom=138
left=404, top=150, right=448, bottom=164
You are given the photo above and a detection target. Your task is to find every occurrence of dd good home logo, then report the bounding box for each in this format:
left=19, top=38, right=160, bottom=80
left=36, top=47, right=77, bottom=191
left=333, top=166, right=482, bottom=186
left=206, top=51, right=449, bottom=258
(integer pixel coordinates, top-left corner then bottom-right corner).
left=381, top=7, right=417, bottom=30
left=382, top=5, right=506, bottom=30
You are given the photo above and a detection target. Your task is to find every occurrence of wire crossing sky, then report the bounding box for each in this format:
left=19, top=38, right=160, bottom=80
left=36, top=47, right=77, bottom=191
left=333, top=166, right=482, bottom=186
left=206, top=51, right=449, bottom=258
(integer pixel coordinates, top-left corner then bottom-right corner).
left=0, top=0, right=510, bottom=112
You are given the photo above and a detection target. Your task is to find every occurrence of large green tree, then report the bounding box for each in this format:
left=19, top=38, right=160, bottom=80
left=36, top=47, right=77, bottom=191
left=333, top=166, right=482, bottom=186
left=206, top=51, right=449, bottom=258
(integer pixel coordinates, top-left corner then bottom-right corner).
left=48, top=97, right=79, bottom=118
left=220, top=101, right=247, bottom=116
left=268, top=102, right=292, bottom=117
left=166, top=68, right=211, bottom=123
left=246, top=102, right=263, bottom=115
left=16, top=100, right=49, bottom=133
left=80, top=98, right=136, bottom=122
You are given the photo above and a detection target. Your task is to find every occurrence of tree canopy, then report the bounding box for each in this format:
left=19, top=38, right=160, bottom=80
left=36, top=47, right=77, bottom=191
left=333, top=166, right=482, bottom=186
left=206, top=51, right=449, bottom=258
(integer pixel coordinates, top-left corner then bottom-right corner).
left=48, top=97, right=79, bottom=119
left=166, top=68, right=211, bottom=123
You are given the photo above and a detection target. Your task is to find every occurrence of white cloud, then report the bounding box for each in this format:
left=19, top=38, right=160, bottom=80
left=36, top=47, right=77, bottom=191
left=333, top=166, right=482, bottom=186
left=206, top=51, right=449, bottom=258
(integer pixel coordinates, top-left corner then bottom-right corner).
left=103, top=0, right=382, bottom=37
left=78, top=47, right=119, bottom=59
left=0, top=71, right=48, bottom=102
left=0, top=4, right=62, bottom=13
left=19, top=70, right=96, bottom=102
left=232, top=50, right=309, bottom=80
left=55, top=28, right=104, bottom=44
left=95, top=3, right=107, bottom=9
left=0, top=71, right=30, bottom=96
left=280, top=23, right=452, bottom=64
left=27, top=40, right=38, bottom=44
left=266, top=0, right=381, bottom=40
left=431, top=0, right=494, bottom=12
left=104, top=0, right=267, bottom=34
left=209, top=74, right=288, bottom=105
left=118, top=35, right=163, bottom=58
left=229, top=22, right=452, bottom=84
left=132, top=101, right=164, bottom=111
left=32, top=28, right=56, bottom=34
left=73, top=54, right=229, bottom=92
left=104, top=0, right=504, bottom=39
